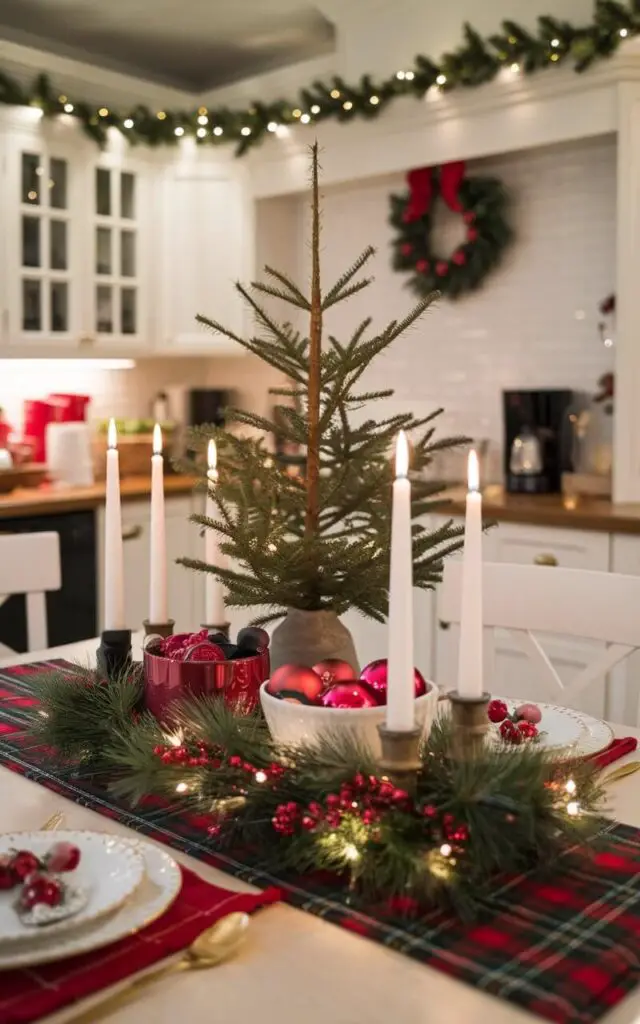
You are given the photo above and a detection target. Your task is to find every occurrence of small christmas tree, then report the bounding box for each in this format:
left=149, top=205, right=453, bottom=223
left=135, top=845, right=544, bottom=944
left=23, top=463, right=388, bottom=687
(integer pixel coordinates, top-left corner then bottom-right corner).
left=180, top=145, right=465, bottom=630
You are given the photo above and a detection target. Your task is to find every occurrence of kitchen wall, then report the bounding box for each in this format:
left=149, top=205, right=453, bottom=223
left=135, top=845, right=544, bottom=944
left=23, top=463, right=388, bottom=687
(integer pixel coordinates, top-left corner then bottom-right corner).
left=276, top=134, right=617, bottom=473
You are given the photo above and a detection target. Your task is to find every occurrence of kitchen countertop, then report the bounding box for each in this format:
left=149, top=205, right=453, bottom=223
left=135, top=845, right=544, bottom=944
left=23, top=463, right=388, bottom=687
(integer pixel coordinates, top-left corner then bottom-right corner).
left=438, top=486, right=640, bottom=535
left=0, top=473, right=198, bottom=518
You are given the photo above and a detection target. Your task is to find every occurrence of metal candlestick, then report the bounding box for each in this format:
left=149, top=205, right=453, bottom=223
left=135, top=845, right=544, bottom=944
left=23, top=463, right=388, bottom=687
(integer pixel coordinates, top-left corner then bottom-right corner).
left=97, top=629, right=132, bottom=679
left=377, top=725, right=422, bottom=792
left=201, top=622, right=231, bottom=640
left=448, top=691, right=491, bottom=759
left=143, top=619, right=175, bottom=639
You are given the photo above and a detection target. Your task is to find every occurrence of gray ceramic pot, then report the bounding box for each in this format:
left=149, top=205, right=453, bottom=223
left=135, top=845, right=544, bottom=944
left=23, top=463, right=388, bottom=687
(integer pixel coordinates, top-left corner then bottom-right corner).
left=269, top=608, right=359, bottom=675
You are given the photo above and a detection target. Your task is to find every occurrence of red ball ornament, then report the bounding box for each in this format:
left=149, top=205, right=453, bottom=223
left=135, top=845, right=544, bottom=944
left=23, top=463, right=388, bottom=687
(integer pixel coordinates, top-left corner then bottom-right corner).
left=400, top=243, right=413, bottom=256
left=463, top=211, right=476, bottom=225
left=319, top=682, right=379, bottom=709
left=452, top=249, right=466, bottom=267
left=268, top=664, right=324, bottom=702
left=312, top=658, right=356, bottom=690
left=10, top=850, right=41, bottom=882
left=183, top=641, right=226, bottom=662
left=19, top=874, right=63, bottom=910
left=415, top=259, right=430, bottom=273
left=487, top=699, right=508, bottom=723
left=46, top=842, right=81, bottom=873
left=359, top=659, right=427, bottom=704
left=500, top=720, right=521, bottom=745
left=0, top=856, right=16, bottom=890
left=467, top=228, right=479, bottom=242
left=435, top=260, right=449, bottom=277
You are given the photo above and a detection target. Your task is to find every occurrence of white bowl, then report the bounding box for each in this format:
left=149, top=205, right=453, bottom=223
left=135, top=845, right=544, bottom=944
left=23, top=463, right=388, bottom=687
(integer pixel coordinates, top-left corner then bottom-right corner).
left=259, top=680, right=439, bottom=758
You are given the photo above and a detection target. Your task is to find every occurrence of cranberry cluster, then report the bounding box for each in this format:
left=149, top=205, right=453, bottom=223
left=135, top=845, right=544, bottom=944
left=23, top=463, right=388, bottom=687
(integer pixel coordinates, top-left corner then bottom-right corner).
left=153, top=740, right=285, bottom=783
left=488, top=699, right=542, bottom=745
left=0, top=841, right=81, bottom=910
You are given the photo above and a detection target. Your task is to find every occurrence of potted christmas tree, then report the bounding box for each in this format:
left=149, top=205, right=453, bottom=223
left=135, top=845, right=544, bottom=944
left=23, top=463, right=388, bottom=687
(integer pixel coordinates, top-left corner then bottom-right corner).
left=180, top=145, right=465, bottom=671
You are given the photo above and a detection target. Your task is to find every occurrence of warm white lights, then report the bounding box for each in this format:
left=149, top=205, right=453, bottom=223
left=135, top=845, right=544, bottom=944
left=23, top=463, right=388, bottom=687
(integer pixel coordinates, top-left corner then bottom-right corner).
left=551, top=38, right=560, bottom=47
left=123, top=118, right=134, bottom=128
left=330, top=88, right=341, bottom=98
left=620, top=27, right=629, bottom=37
left=174, top=126, right=184, bottom=136
left=440, top=843, right=452, bottom=857
left=370, top=95, right=380, bottom=104
left=213, top=126, right=223, bottom=136
left=310, top=104, right=321, bottom=114
left=510, top=63, right=520, bottom=73
left=254, top=770, right=267, bottom=784
left=64, top=102, right=74, bottom=113
left=153, top=423, right=163, bottom=456
left=107, top=418, right=117, bottom=451
left=436, top=73, right=447, bottom=86
left=343, top=100, right=353, bottom=110
left=176, top=782, right=188, bottom=794
left=300, top=113, right=311, bottom=124
left=167, top=731, right=183, bottom=748
left=405, top=70, right=415, bottom=80
left=567, top=801, right=580, bottom=816
left=267, top=121, right=278, bottom=132
left=565, top=778, right=577, bottom=795
left=344, top=844, right=360, bottom=861
left=241, top=126, right=251, bottom=136
left=196, top=127, right=207, bottom=138
left=396, top=70, right=406, bottom=79
left=98, top=107, right=109, bottom=117
left=197, top=114, right=208, bottom=125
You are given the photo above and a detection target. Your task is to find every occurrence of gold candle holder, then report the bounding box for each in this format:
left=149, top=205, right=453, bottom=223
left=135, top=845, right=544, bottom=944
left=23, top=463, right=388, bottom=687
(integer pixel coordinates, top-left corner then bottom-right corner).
left=377, top=725, right=422, bottom=792
left=143, top=619, right=175, bottom=639
left=448, top=691, right=491, bottom=760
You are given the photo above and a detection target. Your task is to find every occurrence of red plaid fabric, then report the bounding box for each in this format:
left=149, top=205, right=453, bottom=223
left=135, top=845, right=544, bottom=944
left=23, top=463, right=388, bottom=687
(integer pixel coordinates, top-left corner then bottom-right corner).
left=2, top=660, right=640, bottom=1024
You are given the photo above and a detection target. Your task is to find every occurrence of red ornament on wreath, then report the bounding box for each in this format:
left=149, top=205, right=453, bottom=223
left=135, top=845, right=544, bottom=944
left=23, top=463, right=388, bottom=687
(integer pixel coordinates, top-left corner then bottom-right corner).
left=359, top=659, right=427, bottom=704
left=390, top=161, right=512, bottom=299
left=267, top=664, right=324, bottom=703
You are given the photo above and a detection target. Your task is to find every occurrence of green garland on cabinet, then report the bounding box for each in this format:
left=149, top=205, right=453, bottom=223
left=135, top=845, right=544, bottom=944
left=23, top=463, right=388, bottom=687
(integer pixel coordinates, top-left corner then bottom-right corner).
left=3, top=2, right=639, bottom=155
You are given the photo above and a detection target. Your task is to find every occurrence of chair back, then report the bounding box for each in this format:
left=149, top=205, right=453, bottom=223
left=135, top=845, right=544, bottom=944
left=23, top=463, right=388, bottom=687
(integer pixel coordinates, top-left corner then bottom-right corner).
left=0, top=532, right=61, bottom=655
left=439, top=561, right=640, bottom=718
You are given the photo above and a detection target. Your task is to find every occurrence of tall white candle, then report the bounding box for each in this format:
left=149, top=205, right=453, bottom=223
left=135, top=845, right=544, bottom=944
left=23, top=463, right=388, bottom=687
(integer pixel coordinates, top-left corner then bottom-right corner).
left=149, top=423, right=167, bottom=623
left=205, top=439, right=226, bottom=626
left=386, top=431, right=415, bottom=732
left=104, top=418, right=125, bottom=630
left=456, top=450, right=484, bottom=699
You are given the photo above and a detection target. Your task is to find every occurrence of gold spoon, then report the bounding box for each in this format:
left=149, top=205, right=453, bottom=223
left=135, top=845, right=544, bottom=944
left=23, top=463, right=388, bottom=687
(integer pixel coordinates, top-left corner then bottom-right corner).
left=40, top=810, right=64, bottom=831
left=64, top=911, right=251, bottom=1024
left=603, top=761, right=640, bottom=784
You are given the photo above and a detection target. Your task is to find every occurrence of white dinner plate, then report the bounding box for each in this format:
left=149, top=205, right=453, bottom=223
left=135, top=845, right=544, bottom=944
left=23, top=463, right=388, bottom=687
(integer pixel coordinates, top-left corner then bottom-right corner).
left=0, top=831, right=145, bottom=945
left=495, top=700, right=613, bottom=759
left=0, top=838, right=182, bottom=969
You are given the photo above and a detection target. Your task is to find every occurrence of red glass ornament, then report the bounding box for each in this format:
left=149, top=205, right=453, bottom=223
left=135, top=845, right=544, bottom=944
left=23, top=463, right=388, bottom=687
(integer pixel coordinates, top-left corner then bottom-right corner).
left=500, top=720, right=521, bottom=745
left=46, top=842, right=81, bottom=873
left=467, top=228, right=479, bottom=242
left=10, top=850, right=41, bottom=881
left=452, top=249, right=466, bottom=267
left=515, top=702, right=542, bottom=724
left=487, top=699, right=508, bottom=723
left=183, top=642, right=226, bottom=663
left=359, top=659, right=427, bottom=704
left=400, top=243, right=413, bottom=256
left=415, top=259, right=430, bottom=273
left=19, top=873, right=63, bottom=910
left=463, top=211, right=476, bottom=225
left=436, top=261, right=449, bottom=277
left=267, top=664, right=324, bottom=702
left=312, top=658, right=355, bottom=690
left=0, top=856, right=16, bottom=890
left=319, top=681, right=379, bottom=709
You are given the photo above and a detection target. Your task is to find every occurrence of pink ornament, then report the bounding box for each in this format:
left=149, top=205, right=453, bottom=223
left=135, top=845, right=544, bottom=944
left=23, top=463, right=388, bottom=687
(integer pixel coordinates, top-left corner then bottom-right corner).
left=312, top=658, right=355, bottom=690
left=319, top=681, right=379, bottom=709
left=268, top=664, right=324, bottom=702
left=515, top=702, right=542, bottom=725
left=359, top=659, right=427, bottom=705
left=46, top=842, right=81, bottom=873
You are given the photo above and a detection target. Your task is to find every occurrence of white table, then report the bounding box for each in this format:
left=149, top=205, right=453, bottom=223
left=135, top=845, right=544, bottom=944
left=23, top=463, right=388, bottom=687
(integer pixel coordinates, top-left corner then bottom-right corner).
left=3, top=638, right=640, bottom=1024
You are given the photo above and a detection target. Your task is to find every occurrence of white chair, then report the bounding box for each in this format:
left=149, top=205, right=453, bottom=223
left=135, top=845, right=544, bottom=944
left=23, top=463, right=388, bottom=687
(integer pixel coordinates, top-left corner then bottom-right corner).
left=438, top=561, right=640, bottom=723
left=0, top=532, right=61, bottom=657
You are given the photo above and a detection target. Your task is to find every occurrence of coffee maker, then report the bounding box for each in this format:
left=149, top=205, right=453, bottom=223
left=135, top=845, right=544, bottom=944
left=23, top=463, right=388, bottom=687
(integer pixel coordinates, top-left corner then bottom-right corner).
left=503, top=389, right=574, bottom=494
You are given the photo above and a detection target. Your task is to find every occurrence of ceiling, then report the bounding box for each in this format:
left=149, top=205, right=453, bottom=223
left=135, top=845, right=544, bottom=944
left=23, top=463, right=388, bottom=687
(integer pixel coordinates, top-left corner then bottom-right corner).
left=0, top=0, right=336, bottom=92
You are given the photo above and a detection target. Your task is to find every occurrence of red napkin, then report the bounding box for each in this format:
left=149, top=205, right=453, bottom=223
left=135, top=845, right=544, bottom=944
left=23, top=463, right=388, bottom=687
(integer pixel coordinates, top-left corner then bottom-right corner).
left=589, top=735, right=637, bottom=771
left=0, top=866, right=281, bottom=1024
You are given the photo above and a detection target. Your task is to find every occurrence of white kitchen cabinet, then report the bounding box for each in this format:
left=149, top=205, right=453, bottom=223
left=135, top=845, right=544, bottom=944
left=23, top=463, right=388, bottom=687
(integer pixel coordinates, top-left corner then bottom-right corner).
left=157, top=148, right=253, bottom=354
left=608, top=535, right=640, bottom=725
left=433, top=517, right=613, bottom=717
left=97, top=495, right=196, bottom=633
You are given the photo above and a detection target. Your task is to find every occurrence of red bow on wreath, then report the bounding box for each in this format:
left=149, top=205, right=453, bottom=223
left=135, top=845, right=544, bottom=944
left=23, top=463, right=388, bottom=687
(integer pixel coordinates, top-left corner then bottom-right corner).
left=404, top=161, right=466, bottom=222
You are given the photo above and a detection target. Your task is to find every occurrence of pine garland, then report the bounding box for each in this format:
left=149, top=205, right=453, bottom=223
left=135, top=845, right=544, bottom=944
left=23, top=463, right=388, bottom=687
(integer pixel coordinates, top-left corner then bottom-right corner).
left=0, top=3, right=637, bottom=154
left=24, top=667, right=606, bottom=919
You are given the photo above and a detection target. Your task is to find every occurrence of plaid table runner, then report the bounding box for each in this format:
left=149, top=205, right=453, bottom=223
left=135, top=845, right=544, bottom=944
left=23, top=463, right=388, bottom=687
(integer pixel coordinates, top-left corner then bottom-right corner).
left=3, top=660, right=640, bottom=1024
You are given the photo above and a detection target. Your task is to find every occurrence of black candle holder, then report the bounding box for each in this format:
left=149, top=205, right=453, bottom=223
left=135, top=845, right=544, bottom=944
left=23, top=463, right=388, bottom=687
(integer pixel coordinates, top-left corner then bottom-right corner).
left=97, top=629, right=132, bottom=679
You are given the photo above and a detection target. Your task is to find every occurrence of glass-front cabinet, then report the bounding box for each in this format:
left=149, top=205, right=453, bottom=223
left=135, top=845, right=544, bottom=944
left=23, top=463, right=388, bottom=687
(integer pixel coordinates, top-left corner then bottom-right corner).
left=92, top=163, right=143, bottom=342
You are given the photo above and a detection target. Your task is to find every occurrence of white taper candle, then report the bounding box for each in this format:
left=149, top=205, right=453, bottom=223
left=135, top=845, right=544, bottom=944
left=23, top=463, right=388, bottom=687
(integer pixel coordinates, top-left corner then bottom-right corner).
left=149, top=423, right=168, bottom=622
left=456, top=450, right=484, bottom=699
left=104, top=418, right=125, bottom=630
left=386, top=430, right=415, bottom=731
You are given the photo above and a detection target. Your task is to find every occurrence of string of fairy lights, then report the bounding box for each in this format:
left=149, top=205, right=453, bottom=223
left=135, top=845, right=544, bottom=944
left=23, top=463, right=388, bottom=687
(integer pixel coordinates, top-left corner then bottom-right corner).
left=0, top=4, right=637, bottom=155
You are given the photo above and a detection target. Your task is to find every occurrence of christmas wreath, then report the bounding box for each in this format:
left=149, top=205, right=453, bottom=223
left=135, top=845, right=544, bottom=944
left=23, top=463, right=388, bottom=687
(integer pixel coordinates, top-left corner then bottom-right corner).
left=390, top=161, right=513, bottom=299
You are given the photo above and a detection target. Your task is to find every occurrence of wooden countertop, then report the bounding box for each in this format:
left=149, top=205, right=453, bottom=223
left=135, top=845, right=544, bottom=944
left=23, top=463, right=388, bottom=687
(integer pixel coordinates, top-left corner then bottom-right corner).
left=0, top=474, right=198, bottom=519
left=437, top=486, right=640, bottom=535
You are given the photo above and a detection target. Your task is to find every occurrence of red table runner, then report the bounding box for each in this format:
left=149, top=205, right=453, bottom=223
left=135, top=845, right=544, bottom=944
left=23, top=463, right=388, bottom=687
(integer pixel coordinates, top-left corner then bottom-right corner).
left=2, top=659, right=640, bottom=1024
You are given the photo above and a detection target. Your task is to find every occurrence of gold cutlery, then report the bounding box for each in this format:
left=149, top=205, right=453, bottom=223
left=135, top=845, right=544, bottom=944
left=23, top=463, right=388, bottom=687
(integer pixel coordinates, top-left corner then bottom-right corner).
left=603, top=761, right=640, bottom=784
left=40, top=811, right=64, bottom=831
left=63, top=911, right=251, bottom=1024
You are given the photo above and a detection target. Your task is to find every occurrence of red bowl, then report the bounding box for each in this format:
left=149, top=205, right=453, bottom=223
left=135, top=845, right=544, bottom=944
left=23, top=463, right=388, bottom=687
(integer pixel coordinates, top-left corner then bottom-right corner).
left=143, top=646, right=270, bottom=722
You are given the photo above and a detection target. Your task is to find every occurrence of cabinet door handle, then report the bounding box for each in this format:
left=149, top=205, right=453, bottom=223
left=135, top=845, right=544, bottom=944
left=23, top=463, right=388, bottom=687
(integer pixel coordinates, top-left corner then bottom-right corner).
left=438, top=620, right=451, bottom=631
left=534, top=553, right=558, bottom=567
left=122, top=524, right=143, bottom=541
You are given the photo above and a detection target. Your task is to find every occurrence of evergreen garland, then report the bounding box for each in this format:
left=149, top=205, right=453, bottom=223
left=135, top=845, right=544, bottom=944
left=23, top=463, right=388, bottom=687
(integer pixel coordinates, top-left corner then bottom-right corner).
left=23, top=666, right=605, bottom=920
left=0, top=3, right=637, bottom=155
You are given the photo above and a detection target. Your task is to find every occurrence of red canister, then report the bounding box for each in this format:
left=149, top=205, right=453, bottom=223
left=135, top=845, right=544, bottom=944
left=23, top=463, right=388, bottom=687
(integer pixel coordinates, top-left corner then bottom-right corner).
left=143, top=645, right=269, bottom=723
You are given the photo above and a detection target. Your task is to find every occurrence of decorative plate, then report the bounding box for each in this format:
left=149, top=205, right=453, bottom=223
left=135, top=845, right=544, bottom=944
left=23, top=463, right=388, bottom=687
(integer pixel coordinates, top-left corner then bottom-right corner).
left=0, top=831, right=145, bottom=945
left=0, top=839, right=181, bottom=969
left=496, top=700, right=613, bottom=759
